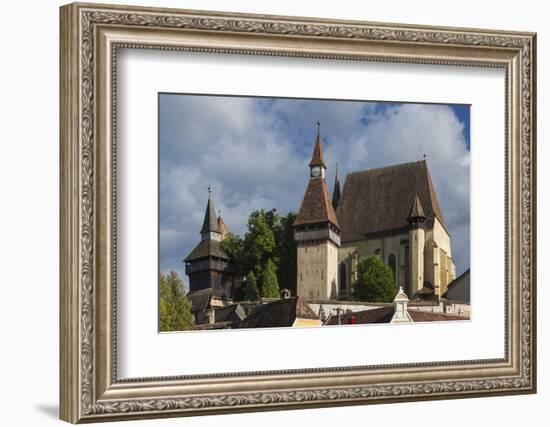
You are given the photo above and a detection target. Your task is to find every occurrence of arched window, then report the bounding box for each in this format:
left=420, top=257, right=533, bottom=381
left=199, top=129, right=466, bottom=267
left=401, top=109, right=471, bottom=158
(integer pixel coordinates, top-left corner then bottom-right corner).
left=388, top=253, right=397, bottom=282
left=338, top=262, right=347, bottom=298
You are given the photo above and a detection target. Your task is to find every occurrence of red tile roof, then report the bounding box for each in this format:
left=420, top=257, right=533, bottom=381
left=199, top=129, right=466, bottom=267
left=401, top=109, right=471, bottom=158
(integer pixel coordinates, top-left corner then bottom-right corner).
left=294, top=177, right=340, bottom=228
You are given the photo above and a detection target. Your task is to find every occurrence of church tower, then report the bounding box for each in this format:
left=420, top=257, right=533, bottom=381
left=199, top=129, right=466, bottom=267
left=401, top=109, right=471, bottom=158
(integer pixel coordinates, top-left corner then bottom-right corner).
left=294, top=123, right=341, bottom=300
left=407, top=194, right=426, bottom=297
left=184, top=189, right=236, bottom=298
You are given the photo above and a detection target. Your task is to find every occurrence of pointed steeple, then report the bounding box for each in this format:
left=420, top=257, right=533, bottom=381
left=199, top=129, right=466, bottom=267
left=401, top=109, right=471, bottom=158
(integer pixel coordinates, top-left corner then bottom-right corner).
left=332, top=163, right=341, bottom=210
left=294, top=123, right=340, bottom=231
left=217, top=210, right=229, bottom=240
left=408, top=193, right=426, bottom=227
left=309, top=121, right=327, bottom=168
left=200, top=187, right=221, bottom=235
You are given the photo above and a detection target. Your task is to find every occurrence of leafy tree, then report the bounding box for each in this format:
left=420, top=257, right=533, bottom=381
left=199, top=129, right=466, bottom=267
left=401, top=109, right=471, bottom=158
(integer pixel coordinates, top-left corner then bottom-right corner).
left=220, top=209, right=297, bottom=300
left=159, top=271, right=195, bottom=331
left=261, top=259, right=280, bottom=298
left=244, top=210, right=277, bottom=266
left=220, top=232, right=247, bottom=273
left=243, top=271, right=260, bottom=301
left=275, top=212, right=297, bottom=295
left=353, top=256, right=397, bottom=302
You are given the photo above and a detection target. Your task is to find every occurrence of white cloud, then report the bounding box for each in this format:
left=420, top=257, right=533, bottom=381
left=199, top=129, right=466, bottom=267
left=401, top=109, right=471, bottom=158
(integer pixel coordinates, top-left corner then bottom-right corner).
left=159, top=95, right=470, bottom=286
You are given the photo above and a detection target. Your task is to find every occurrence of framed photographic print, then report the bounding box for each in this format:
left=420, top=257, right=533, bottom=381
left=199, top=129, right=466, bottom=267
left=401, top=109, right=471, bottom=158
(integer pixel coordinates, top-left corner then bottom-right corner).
left=59, top=2, right=537, bottom=423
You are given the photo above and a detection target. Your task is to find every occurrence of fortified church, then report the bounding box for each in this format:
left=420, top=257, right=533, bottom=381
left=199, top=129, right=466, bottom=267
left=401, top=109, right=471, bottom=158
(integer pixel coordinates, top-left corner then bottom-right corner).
left=293, top=123, right=456, bottom=301
left=184, top=124, right=457, bottom=304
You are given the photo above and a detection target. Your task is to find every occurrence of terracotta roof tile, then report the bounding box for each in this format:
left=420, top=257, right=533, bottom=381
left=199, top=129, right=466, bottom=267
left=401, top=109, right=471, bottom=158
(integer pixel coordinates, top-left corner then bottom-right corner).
left=294, top=178, right=340, bottom=228
left=308, top=128, right=327, bottom=168
left=408, top=310, right=469, bottom=322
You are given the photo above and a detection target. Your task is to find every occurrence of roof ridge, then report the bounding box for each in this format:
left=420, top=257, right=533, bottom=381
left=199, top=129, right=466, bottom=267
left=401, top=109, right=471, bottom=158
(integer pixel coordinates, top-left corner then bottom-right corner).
left=347, top=159, right=426, bottom=176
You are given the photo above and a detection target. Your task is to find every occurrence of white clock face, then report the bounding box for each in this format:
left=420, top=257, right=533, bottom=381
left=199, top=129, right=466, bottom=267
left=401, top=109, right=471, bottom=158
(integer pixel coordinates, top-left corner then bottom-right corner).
left=311, top=166, right=322, bottom=177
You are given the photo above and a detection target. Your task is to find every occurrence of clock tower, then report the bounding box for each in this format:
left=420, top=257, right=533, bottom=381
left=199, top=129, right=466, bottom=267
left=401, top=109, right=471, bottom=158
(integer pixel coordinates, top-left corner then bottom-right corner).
left=293, top=123, right=341, bottom=300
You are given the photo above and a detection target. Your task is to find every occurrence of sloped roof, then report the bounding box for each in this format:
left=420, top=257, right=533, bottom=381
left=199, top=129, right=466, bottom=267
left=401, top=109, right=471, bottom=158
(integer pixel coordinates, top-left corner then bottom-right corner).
left=215, top=304, right=247, bottom=323
left=184, top=239, right=229, bottom=262
left=218, top=215, right=228, bottom=237
left=238, top=297, right=319, bottom=329
left=187, top=288, right=221, bottom=312
left=336, top=160, right=446, bottom=242
left=442, top=269, right=471, bottom=303
left=294, top=178, right=340, bottom=228
left=326, top=305, right=468, bottom=324
left=200, top=196, right=220, bottom=234
left=408, top=310, right=469, bottom=322
left=408, top=194, right=426, bottom=220
left=326, top=306, right=395, bottom=325
left=309, top=127, right=327, bottom=168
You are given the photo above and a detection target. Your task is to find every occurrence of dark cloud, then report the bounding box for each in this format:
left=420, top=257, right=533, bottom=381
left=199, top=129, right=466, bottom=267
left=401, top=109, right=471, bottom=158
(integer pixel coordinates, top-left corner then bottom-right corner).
left=159, top=95, right=470, bottom=286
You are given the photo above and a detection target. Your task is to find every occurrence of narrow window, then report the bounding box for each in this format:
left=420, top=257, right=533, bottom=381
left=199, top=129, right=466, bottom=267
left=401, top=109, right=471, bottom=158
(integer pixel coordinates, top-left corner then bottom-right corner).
left=388, top=253, right=397, bottom=283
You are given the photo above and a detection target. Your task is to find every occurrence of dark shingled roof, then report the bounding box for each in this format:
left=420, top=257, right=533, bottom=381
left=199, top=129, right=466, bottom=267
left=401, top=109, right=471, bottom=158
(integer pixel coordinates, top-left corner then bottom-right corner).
left=294, top=178, right=340, bottom=228
left=408, top=194, right=426, bottom=220
left=200, top=196, right=221, bottom=234
left=336, top=160, right=446, bottom=242
left=215, top=304, right=247, bottom=323
left=238, top=297, right=319, bottom=329
left=442, top=269, right=471, bottom=303
left=183, top=238, right=229, bottom=262
left=187, top=288, right=223, bottom=312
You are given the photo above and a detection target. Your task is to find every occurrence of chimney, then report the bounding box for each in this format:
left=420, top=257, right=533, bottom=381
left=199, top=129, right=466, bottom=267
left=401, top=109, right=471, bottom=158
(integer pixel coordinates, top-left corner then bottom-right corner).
left=280, top=288, right=291, bottom=299
left=391, top=287, right=413, bottom=323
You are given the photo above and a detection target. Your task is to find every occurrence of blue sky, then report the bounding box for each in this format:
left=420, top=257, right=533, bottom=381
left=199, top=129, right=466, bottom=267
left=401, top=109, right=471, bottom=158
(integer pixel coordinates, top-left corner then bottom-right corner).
left=159, top=94, right=470, bottom=286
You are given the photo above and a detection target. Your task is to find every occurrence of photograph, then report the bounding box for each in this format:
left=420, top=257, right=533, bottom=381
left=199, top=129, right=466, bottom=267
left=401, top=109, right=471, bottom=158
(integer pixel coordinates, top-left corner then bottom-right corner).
left=159, top=94, right=471, bottom=331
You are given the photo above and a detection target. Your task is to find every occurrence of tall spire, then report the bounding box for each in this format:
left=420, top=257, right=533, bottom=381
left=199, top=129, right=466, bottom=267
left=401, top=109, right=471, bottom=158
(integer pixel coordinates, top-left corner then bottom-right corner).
left=309, top=121, right=327, bottom=168
left=200, top=187, right=221, bottom=235
left=332, top=163, right=341, bottom=209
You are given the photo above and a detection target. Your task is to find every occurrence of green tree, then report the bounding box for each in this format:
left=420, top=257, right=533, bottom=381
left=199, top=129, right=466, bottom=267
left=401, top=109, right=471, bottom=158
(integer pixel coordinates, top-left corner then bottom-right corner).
left=243, top=271, right=260, bottom=301
left=261, top=259, right=280, bottom=298
left=220, top=209, right=297, bottom=300
left=353, top=256, right=397, bottom=302
left=244, top=210, right=277, bottom=266
left=275, top=212, right=297, bottom=295
left=220, top=232, right=246, bottom=273
left=159, top=270, right=195, bottom=331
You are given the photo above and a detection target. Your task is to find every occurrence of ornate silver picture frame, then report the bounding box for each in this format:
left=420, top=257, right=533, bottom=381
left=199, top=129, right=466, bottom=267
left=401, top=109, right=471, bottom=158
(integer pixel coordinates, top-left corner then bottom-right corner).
left=60, top=2, right=536, bottom=423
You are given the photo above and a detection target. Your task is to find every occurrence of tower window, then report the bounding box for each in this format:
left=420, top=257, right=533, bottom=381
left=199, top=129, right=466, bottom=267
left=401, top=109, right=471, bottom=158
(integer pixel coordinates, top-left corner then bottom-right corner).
left=321, top=270, right=324, bottom=280
left=300, top=273, right=303, bottom=281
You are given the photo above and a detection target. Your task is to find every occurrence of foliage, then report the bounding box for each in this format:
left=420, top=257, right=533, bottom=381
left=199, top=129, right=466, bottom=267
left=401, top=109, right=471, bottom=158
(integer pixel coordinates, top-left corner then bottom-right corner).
left=220, top=232, right=247, bottom=275
left=243, top=271, right=260, bottom=301
left=260, top=259, right=280, bottom=298
left=276, top=212, right=297, bottom=295
left=353, top=256, right=397, bottom=302
left=159, top=270, right=195, bottom=331
left=221, top=209, right=297, bottom=299
left=244, top=210, right=277, bottom=266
